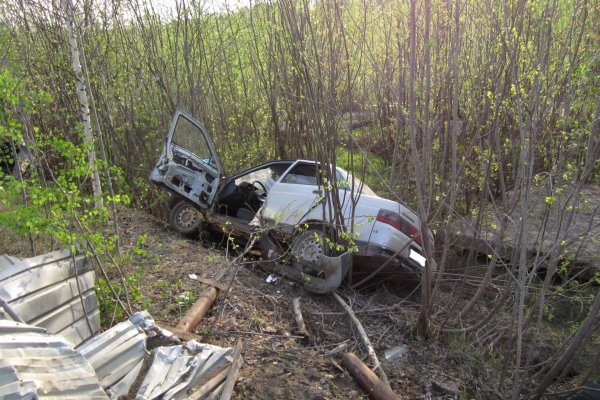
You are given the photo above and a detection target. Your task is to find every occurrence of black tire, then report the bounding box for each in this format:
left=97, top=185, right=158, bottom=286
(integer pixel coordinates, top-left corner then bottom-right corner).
left=169, top=200, right=203, bottom=236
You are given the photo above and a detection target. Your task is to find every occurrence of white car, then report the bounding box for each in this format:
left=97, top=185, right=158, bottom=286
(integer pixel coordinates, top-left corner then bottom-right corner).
left=150, top=110, right=435, bottom=292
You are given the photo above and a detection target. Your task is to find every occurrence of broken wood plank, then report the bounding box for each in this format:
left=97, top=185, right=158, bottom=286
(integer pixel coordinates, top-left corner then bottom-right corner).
left=333, top=292, right=389, bottom=386
left=184, top=364, right=230, bottom=400
left=342, top=352, right=401, bottom=400
left=194, top=276, right=227, bottom=291
left=292, top=297, right=309, bottom=338
left=175, top=287, right=218, bottom=333
left=219, top=339, right=243, bottom=400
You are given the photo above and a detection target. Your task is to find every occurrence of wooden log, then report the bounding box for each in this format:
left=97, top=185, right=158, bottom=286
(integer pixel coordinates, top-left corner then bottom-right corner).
left=292, top=297, right=309, bottom=338
left=175, top=286, right=218, bottom=333
left=342, top=352, right=401, bottom=400
left=219, top=339, right=243, bottom=400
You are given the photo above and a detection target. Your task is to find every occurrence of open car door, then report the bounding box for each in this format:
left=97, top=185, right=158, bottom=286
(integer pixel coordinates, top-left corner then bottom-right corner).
left=150, top=110, right=223, bottom=210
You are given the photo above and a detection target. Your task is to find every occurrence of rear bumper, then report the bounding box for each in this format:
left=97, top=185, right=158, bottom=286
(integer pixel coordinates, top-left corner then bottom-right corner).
left=362, top=243, right=432, bottom=272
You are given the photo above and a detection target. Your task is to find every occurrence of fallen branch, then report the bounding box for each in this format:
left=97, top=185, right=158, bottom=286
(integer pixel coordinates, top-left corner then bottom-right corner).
left=342, top=352, right=400, bottom=400
left=212, top=329, right=304, bottom=339
left=292, top=297, right=309, bottom=338
left=333, top=292, right=389, bottom=386
left=156, top=323, right=210, bottom=342
left=326, top=340, right=351, bottom=356
left=213, top=235, right=259, bottom=328
left=195, top=276, right=227, bottom=291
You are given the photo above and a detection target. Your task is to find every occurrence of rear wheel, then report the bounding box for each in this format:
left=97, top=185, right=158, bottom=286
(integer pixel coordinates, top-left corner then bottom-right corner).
left=169, top=200, right=203, bottom=236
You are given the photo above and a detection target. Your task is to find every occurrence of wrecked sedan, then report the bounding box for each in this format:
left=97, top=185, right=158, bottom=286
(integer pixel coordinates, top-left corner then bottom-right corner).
left=150, top=110, right=435, bottom=292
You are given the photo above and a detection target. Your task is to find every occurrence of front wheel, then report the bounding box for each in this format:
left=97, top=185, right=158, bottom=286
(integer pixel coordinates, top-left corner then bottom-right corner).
left=291, top=229, right=327, bottom=265
left=169, top=200, right=203, bottom=236
left=289, top=228, right=349, bottom=293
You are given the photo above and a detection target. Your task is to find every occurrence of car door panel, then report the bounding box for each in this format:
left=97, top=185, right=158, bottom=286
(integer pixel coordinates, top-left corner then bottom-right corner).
left=261, top=162, right=351, bottom=232
left=150, top=110, right=223, bottom=209
left=261, top=182, right=325, bottom=228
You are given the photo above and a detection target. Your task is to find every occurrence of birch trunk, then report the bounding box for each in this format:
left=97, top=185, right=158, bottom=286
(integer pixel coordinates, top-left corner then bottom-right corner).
left=62, top=0, right=103, bottom=209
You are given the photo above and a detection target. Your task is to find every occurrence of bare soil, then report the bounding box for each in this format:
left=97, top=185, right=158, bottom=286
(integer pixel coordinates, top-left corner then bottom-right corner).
left=111, top=207, right=475, bottom=400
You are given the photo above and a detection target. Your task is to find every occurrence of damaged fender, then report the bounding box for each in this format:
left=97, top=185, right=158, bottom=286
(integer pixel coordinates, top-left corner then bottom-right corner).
left=259, top=234, right=351, bottom=294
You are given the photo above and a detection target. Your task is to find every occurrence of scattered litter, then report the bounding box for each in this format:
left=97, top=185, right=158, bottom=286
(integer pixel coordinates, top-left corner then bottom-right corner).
left=266, top=274, right=279, bottom=283
left=176, top=291, right=193, bottom=305
left=136, top=341, right=233, bottom=399
left=189, top=273, right=198, bottom=280
left=0, top=279, right=243, bottom=400
left=384, top=345, right=409, bottom=361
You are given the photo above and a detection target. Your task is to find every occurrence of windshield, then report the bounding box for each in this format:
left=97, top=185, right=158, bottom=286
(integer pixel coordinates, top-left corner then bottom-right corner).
left=234, top=164, right=290, bottom=192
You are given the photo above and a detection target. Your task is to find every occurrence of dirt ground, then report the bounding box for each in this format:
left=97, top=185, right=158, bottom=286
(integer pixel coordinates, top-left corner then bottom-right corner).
left=109, top=208, right=470, bottom=399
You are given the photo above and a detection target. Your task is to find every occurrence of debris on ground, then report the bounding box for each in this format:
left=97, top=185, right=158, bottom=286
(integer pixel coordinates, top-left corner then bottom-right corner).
left=0, top=246, right=243, bottom=399
left=0, top=310, right=242, bottom=399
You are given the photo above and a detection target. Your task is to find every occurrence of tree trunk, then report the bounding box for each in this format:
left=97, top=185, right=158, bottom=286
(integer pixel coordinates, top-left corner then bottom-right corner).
left=62, top=0, right=103, bottom=210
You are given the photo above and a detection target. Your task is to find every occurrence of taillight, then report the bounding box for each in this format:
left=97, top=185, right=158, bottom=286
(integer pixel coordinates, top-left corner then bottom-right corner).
left=376, top=210, right=423, bottom=247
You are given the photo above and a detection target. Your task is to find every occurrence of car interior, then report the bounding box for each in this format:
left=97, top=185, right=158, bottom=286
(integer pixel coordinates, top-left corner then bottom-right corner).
left=216, top=162, right=293, bottom=222
left=216, top=181, right=263, bottom=221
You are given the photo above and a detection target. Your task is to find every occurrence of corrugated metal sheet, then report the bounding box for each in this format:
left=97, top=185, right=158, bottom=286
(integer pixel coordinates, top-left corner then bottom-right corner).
left=75, top=311, right=240, bottom=400
left=78, top=311, right=149, bottom=394
left=0, top=249, right=241, bottom=399
left=0, top=320, right=108, bottom=399
left=0, top=311, right=240, bottom=400
left=136, top=341, right=233, bottom=400
left=0, top=249, right=100, bottom=346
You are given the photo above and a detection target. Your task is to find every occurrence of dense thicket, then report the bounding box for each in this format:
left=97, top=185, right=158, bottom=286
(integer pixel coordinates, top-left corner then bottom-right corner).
left=0, top=0, right=598, bottom=397
left=1, top=0, right=597, bottom=204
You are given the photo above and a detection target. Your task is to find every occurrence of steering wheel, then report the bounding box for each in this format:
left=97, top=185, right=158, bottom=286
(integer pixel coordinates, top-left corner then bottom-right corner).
left=252, top=181, right=267, bottom=198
